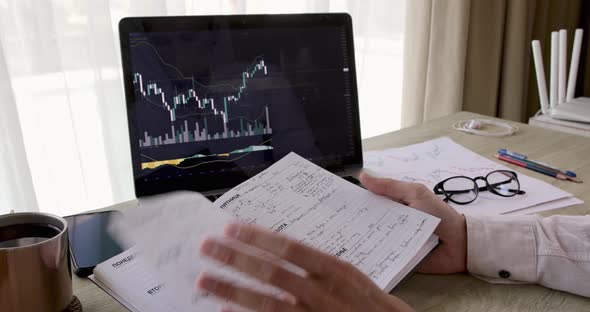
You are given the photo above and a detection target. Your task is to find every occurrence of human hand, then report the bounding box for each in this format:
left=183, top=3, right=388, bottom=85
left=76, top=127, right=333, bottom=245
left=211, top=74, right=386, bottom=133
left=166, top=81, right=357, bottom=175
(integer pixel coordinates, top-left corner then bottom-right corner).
left=360, top=173, right=467, bottom=274
left=197, top=223, right=415, bottom=312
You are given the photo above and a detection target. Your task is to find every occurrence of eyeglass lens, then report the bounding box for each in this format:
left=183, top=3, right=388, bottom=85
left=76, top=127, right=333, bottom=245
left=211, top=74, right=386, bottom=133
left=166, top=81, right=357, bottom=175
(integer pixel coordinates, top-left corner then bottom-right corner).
left=486, top=170, right=520, bottom=197
left=441, top=177, right=478, bottom=204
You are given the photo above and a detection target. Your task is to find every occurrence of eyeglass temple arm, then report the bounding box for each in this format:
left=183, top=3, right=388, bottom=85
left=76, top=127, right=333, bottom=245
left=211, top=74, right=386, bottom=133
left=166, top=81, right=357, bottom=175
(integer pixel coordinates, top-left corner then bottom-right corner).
left=433, top=180, right=526, bottom=195
left=433, top=182, right=445, bottom=195
left=443, top=187, right=525, bottom=195
left=440, top=185, right=526, bottom=196
left=485, top=180, right=526, bottom=195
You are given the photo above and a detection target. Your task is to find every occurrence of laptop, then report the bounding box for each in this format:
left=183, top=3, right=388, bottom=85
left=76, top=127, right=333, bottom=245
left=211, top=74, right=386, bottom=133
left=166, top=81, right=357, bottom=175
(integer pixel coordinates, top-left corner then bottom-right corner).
left=119, top=14, right=363, bottom=200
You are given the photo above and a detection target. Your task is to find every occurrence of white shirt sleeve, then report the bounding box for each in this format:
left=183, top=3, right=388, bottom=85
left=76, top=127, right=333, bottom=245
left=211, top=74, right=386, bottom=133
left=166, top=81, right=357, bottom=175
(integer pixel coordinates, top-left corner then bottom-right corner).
left=465, top=214, right=590, bottom=297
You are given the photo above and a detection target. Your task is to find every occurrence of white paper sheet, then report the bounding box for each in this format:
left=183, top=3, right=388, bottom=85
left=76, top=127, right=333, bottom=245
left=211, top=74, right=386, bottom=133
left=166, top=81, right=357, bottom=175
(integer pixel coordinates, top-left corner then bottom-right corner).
left=505, top=196, right=583, bottom=215
left=363, top=137, right=580, bottom=215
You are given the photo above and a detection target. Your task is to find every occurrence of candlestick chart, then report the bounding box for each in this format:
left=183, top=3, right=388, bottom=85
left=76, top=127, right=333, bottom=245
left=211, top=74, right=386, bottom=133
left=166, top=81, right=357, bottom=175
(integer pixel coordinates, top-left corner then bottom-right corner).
left=130, top=35, right=276, bottom=171
left=127, top=26, right=357, bottom=184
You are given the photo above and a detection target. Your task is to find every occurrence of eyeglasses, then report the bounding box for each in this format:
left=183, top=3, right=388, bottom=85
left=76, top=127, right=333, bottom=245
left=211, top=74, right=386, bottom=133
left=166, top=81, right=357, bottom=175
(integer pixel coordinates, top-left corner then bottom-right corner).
left=433, top=170, right=526, bottom=205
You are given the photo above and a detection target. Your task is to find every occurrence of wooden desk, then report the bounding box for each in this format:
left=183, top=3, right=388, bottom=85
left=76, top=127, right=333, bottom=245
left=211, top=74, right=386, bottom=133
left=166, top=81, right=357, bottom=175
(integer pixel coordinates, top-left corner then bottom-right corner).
left=73, top=111, right=590, bottom=311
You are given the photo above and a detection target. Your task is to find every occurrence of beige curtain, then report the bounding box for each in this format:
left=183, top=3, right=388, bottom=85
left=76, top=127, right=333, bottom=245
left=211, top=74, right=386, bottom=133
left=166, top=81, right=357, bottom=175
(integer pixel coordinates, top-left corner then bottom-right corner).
left=401, top=0, right=586, bottom=127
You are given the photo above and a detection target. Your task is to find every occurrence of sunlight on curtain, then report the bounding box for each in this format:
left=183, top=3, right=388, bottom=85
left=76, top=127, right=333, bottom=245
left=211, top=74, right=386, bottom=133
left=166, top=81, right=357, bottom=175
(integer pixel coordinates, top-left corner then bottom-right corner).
left=0, top=0, right=405, bottom=216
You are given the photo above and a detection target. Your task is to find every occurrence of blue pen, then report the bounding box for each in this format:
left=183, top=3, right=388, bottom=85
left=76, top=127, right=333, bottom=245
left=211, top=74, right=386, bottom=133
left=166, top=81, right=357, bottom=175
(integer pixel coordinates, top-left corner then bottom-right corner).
left=498, top=149, right=577, bottom=177
left=498, top=149, right=526, bottom=160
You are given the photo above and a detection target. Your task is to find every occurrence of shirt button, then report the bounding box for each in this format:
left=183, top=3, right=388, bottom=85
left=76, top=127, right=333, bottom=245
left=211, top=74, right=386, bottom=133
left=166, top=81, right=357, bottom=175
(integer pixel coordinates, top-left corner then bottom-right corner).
left=498, top=270, right=511, bottom=279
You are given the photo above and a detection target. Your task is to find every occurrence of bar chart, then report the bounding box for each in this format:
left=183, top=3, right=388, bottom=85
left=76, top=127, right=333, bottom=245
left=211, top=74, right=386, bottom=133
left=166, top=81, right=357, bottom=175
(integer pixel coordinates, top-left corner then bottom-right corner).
left=133, top=55, right=272, bottom=148
left=137, top=106, right=272, bottom=147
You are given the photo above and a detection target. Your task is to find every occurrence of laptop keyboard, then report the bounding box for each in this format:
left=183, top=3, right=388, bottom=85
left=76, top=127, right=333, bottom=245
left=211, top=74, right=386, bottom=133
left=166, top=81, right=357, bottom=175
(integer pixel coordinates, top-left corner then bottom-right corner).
left=205, top=176, right=361, bottom=202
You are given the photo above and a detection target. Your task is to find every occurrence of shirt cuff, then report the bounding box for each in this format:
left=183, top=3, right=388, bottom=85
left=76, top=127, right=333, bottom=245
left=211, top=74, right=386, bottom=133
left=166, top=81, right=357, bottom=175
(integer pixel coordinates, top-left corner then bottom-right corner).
left=465, top=214, right=537, bottom=284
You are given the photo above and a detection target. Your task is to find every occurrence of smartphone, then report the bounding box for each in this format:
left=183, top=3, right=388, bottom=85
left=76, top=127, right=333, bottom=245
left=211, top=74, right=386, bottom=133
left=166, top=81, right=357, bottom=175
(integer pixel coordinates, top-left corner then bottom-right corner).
left=64, top=210, right=125, bottom=277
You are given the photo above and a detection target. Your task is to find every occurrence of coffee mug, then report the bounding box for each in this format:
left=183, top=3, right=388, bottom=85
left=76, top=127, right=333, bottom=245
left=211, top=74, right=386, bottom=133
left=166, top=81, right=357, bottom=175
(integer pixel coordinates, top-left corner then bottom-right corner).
left=0, top=212, right=73, bottom=311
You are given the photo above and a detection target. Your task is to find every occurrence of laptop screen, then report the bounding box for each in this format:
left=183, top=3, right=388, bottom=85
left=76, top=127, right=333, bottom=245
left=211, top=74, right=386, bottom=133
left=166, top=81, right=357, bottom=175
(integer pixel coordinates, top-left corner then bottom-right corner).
left=119, top=14, right=362, bottom=196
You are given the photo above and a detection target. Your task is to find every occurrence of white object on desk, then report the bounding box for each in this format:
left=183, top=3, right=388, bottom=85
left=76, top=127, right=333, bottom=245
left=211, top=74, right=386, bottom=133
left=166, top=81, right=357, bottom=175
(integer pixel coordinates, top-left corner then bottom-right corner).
left=558, top=29, right=567, bottom=106
left=550, top=31, right=559, bottom=109
left=452, top=119, right=518, bottom=137
left=529, top=110, right=590, bottom=138
left=529, top=98, right=590, bottom=138
left=531, top=40, right=550, bottom=114
left=532, top=28, right=590, bottom=123
left=566, top=29, right=584, bottom=101
left=550, top=98, right=590, bottom=123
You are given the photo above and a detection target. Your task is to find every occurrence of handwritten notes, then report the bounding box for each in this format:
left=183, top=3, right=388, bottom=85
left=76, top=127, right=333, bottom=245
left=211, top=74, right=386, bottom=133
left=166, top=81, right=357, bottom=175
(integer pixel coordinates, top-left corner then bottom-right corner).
left=108, top=153, right=440, bottom=310
left=363, top=137, right=580, bottom=215
left=213, top=152, right=440, bottom=290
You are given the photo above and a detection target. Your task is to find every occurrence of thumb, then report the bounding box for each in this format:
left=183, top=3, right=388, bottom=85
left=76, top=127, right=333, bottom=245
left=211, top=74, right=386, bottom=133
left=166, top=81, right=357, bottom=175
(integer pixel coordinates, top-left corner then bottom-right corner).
left=359, top=172, right=414, bottom=204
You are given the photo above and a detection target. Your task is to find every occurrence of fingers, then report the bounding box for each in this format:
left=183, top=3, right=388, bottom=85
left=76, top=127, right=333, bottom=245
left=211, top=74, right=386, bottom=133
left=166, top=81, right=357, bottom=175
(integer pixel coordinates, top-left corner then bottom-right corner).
left=214, top=224, right=378, bottom=310
left=360, top=172, right=425, bottom=204
left=197, top=274, right=303, bottom=312
left=200, top=224, right=413, bottom=312
left=200, top=238, right=320, bottom=305
left=224, top=223, right=341, bottom=276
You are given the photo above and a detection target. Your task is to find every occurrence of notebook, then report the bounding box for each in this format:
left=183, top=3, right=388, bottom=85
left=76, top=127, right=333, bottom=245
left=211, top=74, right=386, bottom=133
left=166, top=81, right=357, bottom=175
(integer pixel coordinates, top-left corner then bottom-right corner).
left=90, top=153, right=440, bottom=311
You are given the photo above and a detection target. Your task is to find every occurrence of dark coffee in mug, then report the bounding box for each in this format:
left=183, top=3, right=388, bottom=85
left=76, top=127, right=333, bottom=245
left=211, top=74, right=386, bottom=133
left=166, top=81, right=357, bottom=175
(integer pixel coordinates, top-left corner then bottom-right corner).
left=0, top=212, right=73, bottom=311
left=0, top=223, right=62, bottom=248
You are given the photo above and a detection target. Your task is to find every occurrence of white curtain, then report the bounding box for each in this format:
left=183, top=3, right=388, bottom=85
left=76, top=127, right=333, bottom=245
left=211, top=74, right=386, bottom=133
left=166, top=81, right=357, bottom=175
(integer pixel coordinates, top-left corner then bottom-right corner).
left=0, top=0, right=406, bottom=216
left=0, top=39, right=38, bottom=213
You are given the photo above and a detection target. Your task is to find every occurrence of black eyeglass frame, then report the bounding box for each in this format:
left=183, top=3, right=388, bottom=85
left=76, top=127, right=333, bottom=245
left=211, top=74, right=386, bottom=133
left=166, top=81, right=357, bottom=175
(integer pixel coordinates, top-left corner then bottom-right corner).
left=433, top=170, right=526, bottom=205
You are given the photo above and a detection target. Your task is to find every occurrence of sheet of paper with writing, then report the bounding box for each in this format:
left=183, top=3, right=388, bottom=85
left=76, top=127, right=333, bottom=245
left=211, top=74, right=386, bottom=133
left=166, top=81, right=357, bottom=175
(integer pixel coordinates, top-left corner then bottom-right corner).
left=213, top=152, right=440, bottom=291
left=363, top=137, right=579, bottom=215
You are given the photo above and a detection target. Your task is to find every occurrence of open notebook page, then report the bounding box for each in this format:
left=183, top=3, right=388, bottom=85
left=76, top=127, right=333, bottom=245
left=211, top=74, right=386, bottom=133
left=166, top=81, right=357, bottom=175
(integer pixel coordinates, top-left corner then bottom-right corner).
left=110, top=152, right=440, bottom=310
left=213, top=152, right=440, bottom=290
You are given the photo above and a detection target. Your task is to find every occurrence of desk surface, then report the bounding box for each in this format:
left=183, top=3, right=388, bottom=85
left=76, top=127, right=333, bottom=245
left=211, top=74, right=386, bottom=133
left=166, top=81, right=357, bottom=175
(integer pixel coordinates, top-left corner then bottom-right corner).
left=73, top=111, right=590, bottom=311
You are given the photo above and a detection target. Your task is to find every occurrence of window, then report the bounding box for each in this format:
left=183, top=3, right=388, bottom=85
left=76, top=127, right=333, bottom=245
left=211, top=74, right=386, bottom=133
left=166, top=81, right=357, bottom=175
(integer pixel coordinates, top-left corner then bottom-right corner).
left=0, top=0, right=406, bottom=215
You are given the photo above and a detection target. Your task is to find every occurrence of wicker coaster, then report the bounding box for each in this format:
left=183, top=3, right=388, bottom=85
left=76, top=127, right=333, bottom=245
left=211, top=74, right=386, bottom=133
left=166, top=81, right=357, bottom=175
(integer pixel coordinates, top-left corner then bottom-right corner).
left=63, top=295, right=82, bottom=312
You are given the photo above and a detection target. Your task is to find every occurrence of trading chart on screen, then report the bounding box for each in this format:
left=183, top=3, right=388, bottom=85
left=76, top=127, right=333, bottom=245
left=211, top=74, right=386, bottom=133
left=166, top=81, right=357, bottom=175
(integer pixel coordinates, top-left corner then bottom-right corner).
left=128, top=26, right=356, bottom=181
